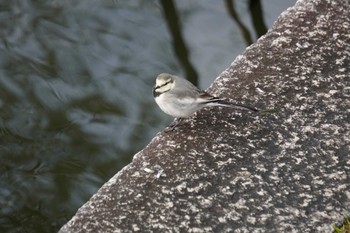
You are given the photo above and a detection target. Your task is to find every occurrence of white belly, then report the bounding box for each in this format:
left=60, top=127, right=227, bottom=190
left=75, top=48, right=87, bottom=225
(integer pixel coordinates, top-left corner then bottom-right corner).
left=155, top=94, right=200, bottom=118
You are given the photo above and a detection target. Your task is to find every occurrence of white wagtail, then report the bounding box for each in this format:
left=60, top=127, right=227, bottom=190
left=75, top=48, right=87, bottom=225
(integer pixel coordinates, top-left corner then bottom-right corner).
left=153, top=73, right=258, bottom=125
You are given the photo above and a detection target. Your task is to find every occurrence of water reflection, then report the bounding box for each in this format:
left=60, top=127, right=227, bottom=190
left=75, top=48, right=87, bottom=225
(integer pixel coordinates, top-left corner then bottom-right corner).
left=226, top=0, right=251, bottom=45
left=0, top=0, right=295, bottom=232
left=159, top=0, right=199, bottom=85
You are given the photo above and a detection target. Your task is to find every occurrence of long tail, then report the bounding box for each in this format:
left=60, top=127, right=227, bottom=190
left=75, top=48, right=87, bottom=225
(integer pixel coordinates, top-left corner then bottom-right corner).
left=207, top=98, right=259, bottom=112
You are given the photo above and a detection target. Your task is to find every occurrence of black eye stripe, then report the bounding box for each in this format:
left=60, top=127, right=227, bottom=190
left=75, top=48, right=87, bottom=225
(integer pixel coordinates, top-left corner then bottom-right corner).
left=163, top=80, right=172, bottom=86
left=153, top=80, right=172, bottom=97
left=157, top=80, right=172, bottom=88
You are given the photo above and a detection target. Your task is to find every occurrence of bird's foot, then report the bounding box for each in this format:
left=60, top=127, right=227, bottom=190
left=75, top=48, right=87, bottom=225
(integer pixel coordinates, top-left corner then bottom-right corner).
left=165, top=118, right=184, bottom=132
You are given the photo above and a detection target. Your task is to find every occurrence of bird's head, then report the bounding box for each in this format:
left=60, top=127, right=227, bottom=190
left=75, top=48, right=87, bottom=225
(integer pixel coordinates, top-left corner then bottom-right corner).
left=153, top=73, right=175, bottom=97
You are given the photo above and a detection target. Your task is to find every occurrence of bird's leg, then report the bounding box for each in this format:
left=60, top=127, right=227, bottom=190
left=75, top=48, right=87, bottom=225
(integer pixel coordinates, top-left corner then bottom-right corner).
left=165, top=118, right=184, bottom=132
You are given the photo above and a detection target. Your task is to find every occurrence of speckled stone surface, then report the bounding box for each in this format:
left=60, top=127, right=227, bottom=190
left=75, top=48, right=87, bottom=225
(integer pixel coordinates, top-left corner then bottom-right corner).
left=59, top=0, right=350, bottom=232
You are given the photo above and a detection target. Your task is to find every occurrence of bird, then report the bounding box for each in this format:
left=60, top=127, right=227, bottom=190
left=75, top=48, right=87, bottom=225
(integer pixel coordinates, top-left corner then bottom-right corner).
left=153, top=73, right=258, bottom=120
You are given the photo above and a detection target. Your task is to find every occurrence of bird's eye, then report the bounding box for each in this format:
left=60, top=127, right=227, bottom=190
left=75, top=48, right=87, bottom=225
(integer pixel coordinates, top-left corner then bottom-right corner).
left=161, top=80, right=171, bottom=87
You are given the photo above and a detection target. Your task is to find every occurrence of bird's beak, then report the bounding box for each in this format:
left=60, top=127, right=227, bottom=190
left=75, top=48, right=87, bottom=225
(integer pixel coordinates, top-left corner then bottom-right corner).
left=153, top=85, right=160, bottom=91
left=153, top=85, right=160, bottom=97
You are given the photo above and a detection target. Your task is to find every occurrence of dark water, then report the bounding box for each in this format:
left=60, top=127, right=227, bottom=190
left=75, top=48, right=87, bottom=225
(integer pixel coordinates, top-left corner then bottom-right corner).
left=0, top=1, right=295, bottom=232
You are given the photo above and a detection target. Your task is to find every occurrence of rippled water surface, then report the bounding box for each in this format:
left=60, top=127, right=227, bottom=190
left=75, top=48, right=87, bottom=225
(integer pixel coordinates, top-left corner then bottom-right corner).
left=0, top=1, right=295, bottom=232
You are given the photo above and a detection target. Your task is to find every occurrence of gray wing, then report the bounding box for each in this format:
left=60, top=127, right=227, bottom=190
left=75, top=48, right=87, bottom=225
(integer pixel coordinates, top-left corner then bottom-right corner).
left=172, top=76, right=204, bottom=98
